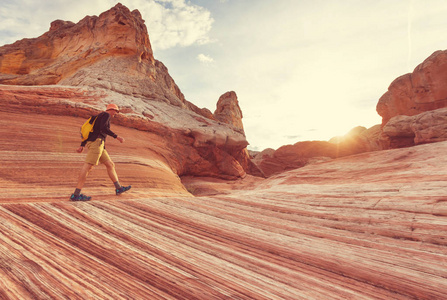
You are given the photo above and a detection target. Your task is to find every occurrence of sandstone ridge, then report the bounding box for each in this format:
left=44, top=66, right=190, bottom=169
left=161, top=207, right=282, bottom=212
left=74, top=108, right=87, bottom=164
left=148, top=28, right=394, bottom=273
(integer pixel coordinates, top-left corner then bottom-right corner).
left=0, top=3, right=196, bottom=111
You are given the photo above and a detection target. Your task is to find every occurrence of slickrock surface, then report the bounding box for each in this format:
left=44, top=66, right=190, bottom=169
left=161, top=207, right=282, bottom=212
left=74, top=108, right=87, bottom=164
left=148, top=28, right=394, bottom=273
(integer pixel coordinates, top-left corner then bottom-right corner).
left=0, top=109, right=191, bottom=203
left=1, top=103, right=447, bottom=298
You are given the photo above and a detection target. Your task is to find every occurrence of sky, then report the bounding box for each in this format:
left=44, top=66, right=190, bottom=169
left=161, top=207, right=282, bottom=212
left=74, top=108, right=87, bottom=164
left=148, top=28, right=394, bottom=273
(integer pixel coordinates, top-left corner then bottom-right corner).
left=2, top=0, right=447, bottom=151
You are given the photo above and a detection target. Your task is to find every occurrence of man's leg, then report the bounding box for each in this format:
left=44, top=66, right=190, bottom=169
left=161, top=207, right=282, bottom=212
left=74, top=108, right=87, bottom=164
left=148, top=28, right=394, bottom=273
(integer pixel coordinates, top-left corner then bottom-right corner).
left=103, top=159, right=131, bottom=195
left=103, top=159, right=119, bottom=184
left=71, top=139, right=102, bottom=201
left=70, top=163, right=94, bottom=201
left=76, top=163, right=94, bottom=190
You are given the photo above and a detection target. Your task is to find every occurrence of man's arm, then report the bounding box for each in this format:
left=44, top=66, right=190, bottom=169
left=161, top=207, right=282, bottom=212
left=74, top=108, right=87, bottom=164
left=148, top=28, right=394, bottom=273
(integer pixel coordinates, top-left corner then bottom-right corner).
left=99, top=113, right=118, bottom=138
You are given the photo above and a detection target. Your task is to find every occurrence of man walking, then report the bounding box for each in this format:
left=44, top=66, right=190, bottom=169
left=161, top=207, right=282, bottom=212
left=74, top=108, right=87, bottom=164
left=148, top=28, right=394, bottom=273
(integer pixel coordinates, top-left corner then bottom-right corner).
left=70, top=104, right=131, bottom=201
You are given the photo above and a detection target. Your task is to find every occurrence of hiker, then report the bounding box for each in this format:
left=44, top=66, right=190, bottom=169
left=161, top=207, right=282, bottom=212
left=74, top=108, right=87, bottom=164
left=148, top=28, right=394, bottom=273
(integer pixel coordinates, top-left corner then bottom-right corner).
left=70, top=104, right=131, bottom=201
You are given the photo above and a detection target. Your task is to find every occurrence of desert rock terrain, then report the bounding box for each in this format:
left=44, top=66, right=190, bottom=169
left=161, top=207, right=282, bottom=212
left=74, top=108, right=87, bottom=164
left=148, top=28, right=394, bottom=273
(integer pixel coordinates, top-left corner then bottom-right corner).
left=0, top=3, right=260, bottom=180
left=1, top=3, right=447, bottom=299
left=1, top=106, right=447, bottom=299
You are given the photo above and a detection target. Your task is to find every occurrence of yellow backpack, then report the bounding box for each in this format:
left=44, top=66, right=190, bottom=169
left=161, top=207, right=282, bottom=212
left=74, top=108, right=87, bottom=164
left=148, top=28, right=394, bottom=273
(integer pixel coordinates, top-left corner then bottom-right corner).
left=80, top=115, right=98, bottom=141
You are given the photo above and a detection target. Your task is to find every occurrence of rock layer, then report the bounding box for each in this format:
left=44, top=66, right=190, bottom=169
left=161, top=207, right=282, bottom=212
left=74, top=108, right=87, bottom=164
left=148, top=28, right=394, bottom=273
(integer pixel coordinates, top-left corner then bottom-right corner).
left=0, top=108, right=191, bottom=202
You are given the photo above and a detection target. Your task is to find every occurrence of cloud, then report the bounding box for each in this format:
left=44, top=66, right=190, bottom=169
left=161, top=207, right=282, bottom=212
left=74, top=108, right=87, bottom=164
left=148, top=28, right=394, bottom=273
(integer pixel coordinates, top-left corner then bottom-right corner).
left=0, top=0, right=215, bottom=51
left=284, top=135, right=302, bottom=140
left=197, top=53, right=214, bottom=64
left=0, top=0, right=112, bottom=45
left=133, top=0, right=215, bottom=50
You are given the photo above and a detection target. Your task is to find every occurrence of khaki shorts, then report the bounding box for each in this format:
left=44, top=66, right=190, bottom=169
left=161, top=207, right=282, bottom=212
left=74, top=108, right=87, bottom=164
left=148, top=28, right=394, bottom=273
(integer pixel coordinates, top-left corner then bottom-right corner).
left=85, top=138, right=111, bottom=165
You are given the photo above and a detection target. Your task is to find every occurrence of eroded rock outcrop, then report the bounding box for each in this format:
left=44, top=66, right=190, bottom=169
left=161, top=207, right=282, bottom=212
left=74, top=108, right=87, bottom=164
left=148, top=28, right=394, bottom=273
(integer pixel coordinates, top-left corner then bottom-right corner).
left=213, top=91, right=244, bottom=133
left=255, top=48, right=447, bottom=175
left=0, top=4, right=152, bottom=84
left=0, top=84, right=259, bottom=179
left=0, top=3, right=260, bottom=180
left=255, top=125, right=382, bottom=177
left=374, top=50, right=447, bottom=148
left=381, top=107, right=447, bottom=148
left=0, top=3, right=204, bottom=114
left=377, top=50, right=447, bottom=126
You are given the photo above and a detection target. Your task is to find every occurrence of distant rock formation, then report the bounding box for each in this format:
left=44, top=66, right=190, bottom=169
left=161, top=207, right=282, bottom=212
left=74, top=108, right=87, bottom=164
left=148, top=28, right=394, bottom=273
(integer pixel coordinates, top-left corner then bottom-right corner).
left=375, top=50, right=447, bottom=148
left=0, top=3, right=262, bottom=180
left=255, top=48, right=447, bottom=176
left=377, top=50, right=447, bottom=126
left=254, top=125, right=382, bottom=177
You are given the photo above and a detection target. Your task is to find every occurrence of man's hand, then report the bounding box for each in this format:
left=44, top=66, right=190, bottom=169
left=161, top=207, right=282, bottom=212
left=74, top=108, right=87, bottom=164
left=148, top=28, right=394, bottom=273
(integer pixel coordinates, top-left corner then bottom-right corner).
left=116, top=136, right=125, bottom=143
left=76, top=146, right=84, bottom=153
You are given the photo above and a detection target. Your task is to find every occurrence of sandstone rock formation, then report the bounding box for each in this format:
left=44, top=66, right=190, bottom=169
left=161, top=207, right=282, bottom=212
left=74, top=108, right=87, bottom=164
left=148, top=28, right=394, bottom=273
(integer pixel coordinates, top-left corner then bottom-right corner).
left=0, top=4, right=152, bottom=84
left=381, top=106, right=447, bottom=148
left=254, top=125, right=382, bottom=177
left=0, top=3, right=260, bottom=180
left=0, top=3, right=210, bottom=117
left=0, top=109, right=190, bottom=201
left=255, top=48, right=447, bottom=175
left=0, top=85, right=260, bottom=179
left=213, top=91, right=244, bottom=133
left=377, top=50, right=447, bottom=126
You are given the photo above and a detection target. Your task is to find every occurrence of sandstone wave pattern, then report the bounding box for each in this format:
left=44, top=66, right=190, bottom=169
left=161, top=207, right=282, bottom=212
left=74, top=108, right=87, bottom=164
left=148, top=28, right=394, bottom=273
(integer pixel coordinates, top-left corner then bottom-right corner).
left=1, top=108, right=447, bottom=298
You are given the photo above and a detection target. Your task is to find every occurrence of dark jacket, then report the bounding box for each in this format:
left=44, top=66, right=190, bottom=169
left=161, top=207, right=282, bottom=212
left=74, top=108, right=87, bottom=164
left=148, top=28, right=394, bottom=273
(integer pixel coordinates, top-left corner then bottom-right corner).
left=81, top=111, right=117, bottom=147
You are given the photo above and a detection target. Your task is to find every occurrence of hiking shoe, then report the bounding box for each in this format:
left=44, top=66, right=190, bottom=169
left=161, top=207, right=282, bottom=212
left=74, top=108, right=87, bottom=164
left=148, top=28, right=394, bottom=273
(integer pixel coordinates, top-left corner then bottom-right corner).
left=70, top=193, right=91, bottom=201
left=116, top=185, right=131, bottom=195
